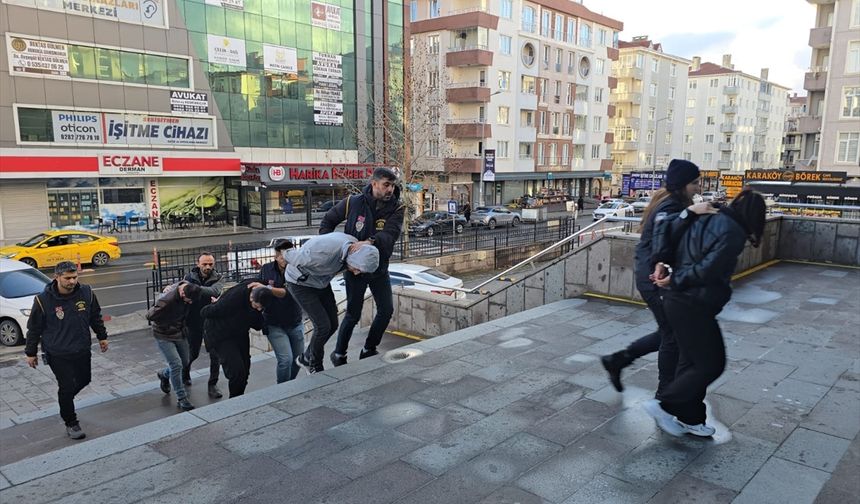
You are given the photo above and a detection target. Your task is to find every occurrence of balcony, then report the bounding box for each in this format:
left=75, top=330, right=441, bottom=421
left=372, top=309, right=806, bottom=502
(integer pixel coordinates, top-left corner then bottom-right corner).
left=756, top=108, right=769, bottom=118
left=606, top=47, right=619, bottom=61
left=572, top=129, right=586, bottom=142
left=613, top=117, right=640, bottom=129
left=444, top=158, right=482, bottom=173
left=616, top=141, right=639, bottom=151
left=445, top=120, right=491, bottom=138
left=615, top=67, right=643, bottom=80
left=600, top=159, right=614, bottom=171
left=573, top=101, right=589, bottom=115
left=607, top=76, right=618, bottom=89
left=604, top=132, right=614, bottom=144
left=607, top=104, right=616, bottom=117
left=411, top=10, right=499, bottom=34
left=808, top=26, right=832, bottom=49
left=446, top=47, right=493, bottom=67
left=723, top=86, right=739, bottom=95
left=610, top=91, right=642, bottom=105
left=804, top=69, right=827, bottom=92
left=753, top=141, right=766, bottom=151
left=717, top=160, right=732, bottom=170
left=722, top=104, right=739, bottom=114
left=720, top=122, right=737, bottom=133
left=446, top=85, right=492, bottom=103
left=758, top=91, right=772, bottom=101
left=798, top=115, right=822, bottom=134
left=719, top=142, right=733, bottom=151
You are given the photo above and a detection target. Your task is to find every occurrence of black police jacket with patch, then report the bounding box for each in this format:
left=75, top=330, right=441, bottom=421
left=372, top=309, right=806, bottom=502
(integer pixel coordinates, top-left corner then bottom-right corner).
left=319, top=183, right=404, bottom=271
left=25, top=281, right=107, bottom=357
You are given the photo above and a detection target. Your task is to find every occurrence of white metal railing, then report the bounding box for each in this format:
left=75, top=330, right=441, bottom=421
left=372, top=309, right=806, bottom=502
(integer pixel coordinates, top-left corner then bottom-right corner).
left=808, top=65, right=829, bottom=73
left=447, top=6, right=490, bottom=15
left=448, top=81, right=486, bottom=88
left=448, top=117, right=486, bottom=124
left=447, top=44, right=489, bottom=52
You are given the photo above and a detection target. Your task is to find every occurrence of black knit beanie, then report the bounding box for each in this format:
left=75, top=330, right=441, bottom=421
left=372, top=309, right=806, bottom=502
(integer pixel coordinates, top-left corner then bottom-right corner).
left=665, top=159, right=700, bottom=190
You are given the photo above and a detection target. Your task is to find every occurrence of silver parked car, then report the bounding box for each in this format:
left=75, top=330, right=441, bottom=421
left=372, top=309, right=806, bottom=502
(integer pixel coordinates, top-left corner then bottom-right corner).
left=470, top=206, right=521, bottom=229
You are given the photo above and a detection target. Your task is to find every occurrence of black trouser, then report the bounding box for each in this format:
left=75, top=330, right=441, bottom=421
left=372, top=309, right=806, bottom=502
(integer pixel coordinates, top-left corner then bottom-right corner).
left=210, top=334, right=251, bottom=398
left=185, top=326, right=220, bottom=385
left=334, top=269, right=394, bottom=355
left=47, top=350, right=91, bottom=426
left=627, top=288, right=679, bottom=399
left=660, top=294, right=726, bottom=425
left=287, top=283, right=338, bottom=368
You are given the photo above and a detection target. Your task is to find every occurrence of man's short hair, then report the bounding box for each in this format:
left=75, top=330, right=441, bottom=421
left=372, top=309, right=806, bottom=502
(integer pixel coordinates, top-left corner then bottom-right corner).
left=250, top=286, right=274, bottom=307
left=197, top=252, right=215, bottom=262
left=55, top=261, right=77, bottom=275
left=272, top=238, right=294, bottom=252
left=372, top=167, right=398, bottom=182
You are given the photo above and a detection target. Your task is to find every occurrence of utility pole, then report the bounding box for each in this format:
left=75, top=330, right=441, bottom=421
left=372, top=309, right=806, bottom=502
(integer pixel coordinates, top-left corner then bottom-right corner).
left=652, top=116, right=669, bottom=192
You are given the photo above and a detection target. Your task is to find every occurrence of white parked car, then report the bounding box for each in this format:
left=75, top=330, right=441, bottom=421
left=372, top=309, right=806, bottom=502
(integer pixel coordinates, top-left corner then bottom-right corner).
left=631, top=197, right=652, bottom=213
left=224, top=235, right=315, bottom=273
left=592, top=202, right=634, bottom=221
left=330, top=263, right=465, bottom=304
left=0, top=258, right=51, bottom=346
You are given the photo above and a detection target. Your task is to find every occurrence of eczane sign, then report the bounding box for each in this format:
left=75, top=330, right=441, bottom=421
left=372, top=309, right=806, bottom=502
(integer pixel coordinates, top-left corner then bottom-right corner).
left=99, top=154, right=163, bottom=175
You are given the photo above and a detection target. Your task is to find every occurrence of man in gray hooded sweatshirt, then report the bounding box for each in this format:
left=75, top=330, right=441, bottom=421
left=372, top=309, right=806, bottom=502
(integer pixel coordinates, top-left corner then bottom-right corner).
left=284, top=232, right=379, bottom=373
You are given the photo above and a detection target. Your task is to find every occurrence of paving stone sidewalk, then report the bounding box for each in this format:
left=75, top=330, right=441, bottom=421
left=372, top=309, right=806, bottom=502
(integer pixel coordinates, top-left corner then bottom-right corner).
left=0, top=262, right=857, bottom=503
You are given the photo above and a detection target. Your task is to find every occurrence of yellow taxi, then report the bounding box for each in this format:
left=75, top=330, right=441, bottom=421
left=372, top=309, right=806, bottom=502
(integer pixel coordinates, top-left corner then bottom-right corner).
left=0, top=230, right=121, bottom=268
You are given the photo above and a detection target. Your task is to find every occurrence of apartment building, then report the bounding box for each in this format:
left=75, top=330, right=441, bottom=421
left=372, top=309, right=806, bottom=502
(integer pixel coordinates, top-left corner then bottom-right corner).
left=782, top=93, right=808, bottom=169
left=409, top=0, right=622, bottom=208
left=0, top=0, right=403, bottom=243
left=683, top=55, right=789, bottom=173
left=797, top=0, right=859, bottom=178
left=609, top=36, right=690, bottom=186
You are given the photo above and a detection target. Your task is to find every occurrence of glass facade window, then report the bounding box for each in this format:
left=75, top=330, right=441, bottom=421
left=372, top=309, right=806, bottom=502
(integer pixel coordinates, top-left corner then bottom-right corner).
left=63, top=43, right=190, bottom=88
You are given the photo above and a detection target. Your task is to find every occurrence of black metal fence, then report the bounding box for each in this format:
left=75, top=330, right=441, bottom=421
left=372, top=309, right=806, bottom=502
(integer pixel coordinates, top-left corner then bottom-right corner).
left=145, top=218, right=580, bottom=308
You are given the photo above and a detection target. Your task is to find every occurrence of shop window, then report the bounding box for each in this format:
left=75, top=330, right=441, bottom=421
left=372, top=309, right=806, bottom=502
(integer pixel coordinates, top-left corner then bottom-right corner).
left=101, top=189, right=144, bottom=204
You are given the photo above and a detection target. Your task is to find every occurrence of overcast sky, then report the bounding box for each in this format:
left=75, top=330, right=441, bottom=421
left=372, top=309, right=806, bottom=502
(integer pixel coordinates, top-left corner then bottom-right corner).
left=588, top=0, right=815, bottom=95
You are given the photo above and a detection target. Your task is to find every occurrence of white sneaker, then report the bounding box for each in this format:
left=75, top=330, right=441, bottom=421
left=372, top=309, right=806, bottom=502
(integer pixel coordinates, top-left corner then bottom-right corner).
left=676, top=420, right=716, bottom=437
left=642, top=399, right=685, bottom=437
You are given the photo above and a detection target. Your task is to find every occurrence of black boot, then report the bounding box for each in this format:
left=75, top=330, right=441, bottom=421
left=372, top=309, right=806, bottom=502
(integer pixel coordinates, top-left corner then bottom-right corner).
left=601, top=350, right=634, bottom=392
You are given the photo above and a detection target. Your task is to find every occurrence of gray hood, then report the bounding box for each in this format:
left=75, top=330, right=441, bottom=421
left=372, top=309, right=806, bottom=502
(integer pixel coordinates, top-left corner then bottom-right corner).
left=346, top=244, right=379, bottom=274
left=283, top=232, right=356, bottom=289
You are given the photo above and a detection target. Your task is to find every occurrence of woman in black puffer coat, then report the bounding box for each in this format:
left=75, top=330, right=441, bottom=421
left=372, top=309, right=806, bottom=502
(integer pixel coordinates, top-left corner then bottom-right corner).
left=643, top=190, right=766, bottom=437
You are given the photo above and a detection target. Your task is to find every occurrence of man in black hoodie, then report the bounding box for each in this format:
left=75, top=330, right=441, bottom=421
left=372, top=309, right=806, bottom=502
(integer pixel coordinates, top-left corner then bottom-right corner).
left=183, top=252, right=225, bottom=399
left=25, top=261, right=109, bottom=440
left=200, top=280, right=268, bottom=398
left=319, top=167, right=404, bottom=367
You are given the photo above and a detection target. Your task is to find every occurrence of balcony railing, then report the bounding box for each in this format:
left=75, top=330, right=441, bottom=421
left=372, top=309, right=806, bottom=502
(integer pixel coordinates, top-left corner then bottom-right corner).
left=723, top=86, right=739, bottom=95
left=610, top=92, right=642, bottom=104
left=720, top=122, right=737, bottom=133
left=798, top=115, right=822, bottom=133
left=717, top=160, right=732, bottom=170
left=804, top=69, right=827, bottom=92
left=615, top=67, right=643, bottom=80
left=719, top=142, right=733, bottom=151
left=722, top=104, right=739, bottom=114
left=808, top=25, right=832, bottom=49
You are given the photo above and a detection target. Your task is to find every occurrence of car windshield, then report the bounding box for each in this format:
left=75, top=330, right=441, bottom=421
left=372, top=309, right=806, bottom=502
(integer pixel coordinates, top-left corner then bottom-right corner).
left=474, top=207, right=491, bottom=212
left=598, top=203, right=615, bottom=209
left=0, top=268, right=50, bottom=298
left=637, top=198, right=650, bottom=203
left=417, top=268, right=451, bottom=282
left=19, top=234, right=49, bottom=247
left=418, top=212, right=440, bottom=220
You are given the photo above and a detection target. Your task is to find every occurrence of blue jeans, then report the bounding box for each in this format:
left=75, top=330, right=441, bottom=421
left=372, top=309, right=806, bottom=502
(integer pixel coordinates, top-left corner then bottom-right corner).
left=266, top=323, right=305, bottom=383
left=156, top=339, right=190, bottom=400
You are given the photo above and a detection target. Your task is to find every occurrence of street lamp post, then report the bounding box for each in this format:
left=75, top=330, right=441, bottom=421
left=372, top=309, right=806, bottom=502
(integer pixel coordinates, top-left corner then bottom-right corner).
left=651, top=116, right=669, bottom=192
left=479, top=90, right=504, bottom=207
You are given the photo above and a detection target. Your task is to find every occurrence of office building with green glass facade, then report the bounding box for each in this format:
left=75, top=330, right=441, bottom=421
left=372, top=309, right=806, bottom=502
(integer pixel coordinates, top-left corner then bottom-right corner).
left=0, top=0, right=404, bottom=243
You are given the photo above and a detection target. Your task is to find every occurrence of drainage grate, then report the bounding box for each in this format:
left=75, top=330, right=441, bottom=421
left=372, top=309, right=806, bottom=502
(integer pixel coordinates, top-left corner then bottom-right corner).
left=382, top=348, right=424, bottom=363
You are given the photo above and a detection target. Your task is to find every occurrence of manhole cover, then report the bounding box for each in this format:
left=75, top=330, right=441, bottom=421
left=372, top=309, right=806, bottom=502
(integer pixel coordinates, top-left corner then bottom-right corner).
left=382, top=348, right=423, bottom=363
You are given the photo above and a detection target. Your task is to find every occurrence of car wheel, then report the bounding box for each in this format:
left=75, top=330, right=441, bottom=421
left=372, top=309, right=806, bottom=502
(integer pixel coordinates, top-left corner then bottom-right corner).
left=511, top=217, right=520, bottom=227
left=0, top=319, right=23, bottom=346
left=425, top=227, right=435, bottom=238
left=488, top=219, right=497, bottom=230
left=455, top=223, right=464, bottom=234
left=92, top=251, right=110, bottom=267
left=20, top=257, right=37, bottom=268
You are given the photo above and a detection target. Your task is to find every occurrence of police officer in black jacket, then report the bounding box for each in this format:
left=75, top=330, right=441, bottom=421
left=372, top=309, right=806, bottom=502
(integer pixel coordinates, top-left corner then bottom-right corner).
left=319, top=167, right=404, bottom=367
left=25, top=261, right=109, bottom=440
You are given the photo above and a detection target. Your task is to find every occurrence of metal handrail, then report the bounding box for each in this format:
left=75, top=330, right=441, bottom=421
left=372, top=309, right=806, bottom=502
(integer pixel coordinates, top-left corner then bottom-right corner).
left=768, top=202, right=860, bottom=211
left=468, top=217, right=612, bottom=292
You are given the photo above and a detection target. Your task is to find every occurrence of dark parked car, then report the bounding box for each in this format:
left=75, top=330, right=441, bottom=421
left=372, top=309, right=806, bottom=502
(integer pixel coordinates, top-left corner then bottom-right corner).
left=408, top=211, right=468, bottom=237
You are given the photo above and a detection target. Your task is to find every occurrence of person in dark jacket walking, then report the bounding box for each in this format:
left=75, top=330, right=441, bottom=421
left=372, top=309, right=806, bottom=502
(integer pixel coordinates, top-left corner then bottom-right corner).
left=462, top=202, right=472, bottom=223
left=24, top=261, right=109, bottom=440
left=284, top=232, right=380, bottom=374
left=146, top=281, right=201, bottom=411
left=319, top=167, right=404, bottom=366
left=600, top=159, right=715, bottom=394
left=643, top=190, right=766, bottom=437
left=248, top=239, right=305, bottom=383
left=183, top=252, right=225, bottom=399
left=200, top=279, right=268, bottom=398
left=576, top=196, right=584, bottom=212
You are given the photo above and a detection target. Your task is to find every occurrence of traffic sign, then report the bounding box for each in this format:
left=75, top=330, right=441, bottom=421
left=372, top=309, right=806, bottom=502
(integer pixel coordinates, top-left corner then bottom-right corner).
left=447, top=200, right=458, bottom=214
